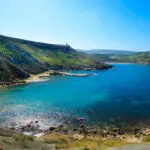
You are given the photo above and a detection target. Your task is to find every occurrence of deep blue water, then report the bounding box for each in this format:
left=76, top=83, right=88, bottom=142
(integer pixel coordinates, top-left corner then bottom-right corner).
left=1, top=64, right=150, bottom=129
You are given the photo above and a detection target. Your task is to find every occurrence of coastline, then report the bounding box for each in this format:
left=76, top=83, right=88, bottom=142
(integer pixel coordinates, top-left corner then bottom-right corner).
left=0, top=70, right=96, bottom=88
left=0, top=61, right=113, bottom=88
left=1, top=64, right=150, bottom=149
left=22, top=70, right=96, bottom=84
left=1, top=124, right=150, bottom=150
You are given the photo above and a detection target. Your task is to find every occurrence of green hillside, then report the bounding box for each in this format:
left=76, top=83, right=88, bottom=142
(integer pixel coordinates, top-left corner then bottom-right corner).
left=0, top=35, right=99, bottom=71
left=106, top=52, right=150, bottom=64
left=125, top=52, right=150, bottom=64
left=87, top=50, right=150, bottom=64
left=0, top=56, right=29, bottom=84
left=0, top=35, right=111, bottom=84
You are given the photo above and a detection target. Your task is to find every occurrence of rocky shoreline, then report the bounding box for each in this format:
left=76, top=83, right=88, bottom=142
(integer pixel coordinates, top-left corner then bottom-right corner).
left=0, top=80, right=27, bottom=88
left=0, top=62, right=113, bottom=88
left=1, top=117, right=150, bottom=150
left=2, top=116, right=150, bottom=141
left=0, top=71, right=91, bottom=88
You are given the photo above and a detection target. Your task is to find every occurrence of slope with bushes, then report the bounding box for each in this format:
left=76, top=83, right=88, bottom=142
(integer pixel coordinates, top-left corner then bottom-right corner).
left=0, top=35, right=111, bottom=84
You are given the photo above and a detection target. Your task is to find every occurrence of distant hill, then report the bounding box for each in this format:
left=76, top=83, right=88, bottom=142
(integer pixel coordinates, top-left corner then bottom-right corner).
left=0, top=35, right=111, bottom=84
left=89, top=50, right=150, bottom=64
left=78, top=49, right=150, bottom=64
left=80, top=49, right=137, bottom=55
left=114, top=51, right=150, bottom=64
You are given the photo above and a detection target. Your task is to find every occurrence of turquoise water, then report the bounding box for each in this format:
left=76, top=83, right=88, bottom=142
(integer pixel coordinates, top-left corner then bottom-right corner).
left=1, top=64, right=150, bottom=129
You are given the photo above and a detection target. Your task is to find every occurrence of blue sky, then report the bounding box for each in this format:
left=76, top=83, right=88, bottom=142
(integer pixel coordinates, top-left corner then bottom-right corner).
left=0, top=0, right=150, bottom=50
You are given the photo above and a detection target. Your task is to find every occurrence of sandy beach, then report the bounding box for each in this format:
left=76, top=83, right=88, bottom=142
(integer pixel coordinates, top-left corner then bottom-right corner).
left=24, top=70, right=94, bottom=83
left=24, top=71, right=51, bottom=83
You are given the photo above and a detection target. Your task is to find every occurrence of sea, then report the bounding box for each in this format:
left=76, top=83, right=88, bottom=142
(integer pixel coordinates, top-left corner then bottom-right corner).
left=1, top=63, right=150, bottom=133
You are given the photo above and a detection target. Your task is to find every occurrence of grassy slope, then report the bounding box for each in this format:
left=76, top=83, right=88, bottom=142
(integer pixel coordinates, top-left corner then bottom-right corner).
left=1, top=132, right=150, bottom=150
left=0, top=56, right=29, bottom=83
left=40, top=133, right=150, bottom=150
left=0, top=35, right=94, bottom=72
left=0, top=35, right=112, bottom=83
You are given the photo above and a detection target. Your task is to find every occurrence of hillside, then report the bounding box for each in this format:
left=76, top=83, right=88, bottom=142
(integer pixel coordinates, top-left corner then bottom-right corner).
left=104, top=51, right=150, bottom=64
left=123, top=52, right=150, bottom=64
left=82, top=49, right=150, bottom=64
left=0, top=57, right=29, bottom=84
left=0, top=35, right=112, bottom=84
left=80, top=49, right=140, bottom=63
left=84, top=49, right=136, bottom=55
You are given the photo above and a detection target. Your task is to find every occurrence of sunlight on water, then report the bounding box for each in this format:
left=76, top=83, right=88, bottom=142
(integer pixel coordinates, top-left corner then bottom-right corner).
left=1, top=64, right=150, bottom=131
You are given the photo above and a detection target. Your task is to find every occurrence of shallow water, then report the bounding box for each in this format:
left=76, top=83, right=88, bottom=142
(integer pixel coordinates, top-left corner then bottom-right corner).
left=1, top=64, right=150, bottom=129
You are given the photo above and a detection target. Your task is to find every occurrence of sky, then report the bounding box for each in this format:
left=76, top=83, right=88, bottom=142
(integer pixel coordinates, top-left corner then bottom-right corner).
left=0, top=0, right=150, bottom=51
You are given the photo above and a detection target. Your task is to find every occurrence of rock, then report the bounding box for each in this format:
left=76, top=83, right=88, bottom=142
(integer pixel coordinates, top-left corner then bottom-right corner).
left=77, top=117, right=87, bottom=125
left=134, top=128, right=140, bottom=134
left=77, top=117, right=85, bottom=121
left=36, top=124, right=40, bottom=128
left=83, top=147, right=90, bottom=150
left=80, top=124, right=85, bottom=128
left=27, top=124, right=31, bottom=128
left=21, top=126, right=26, bottom=130
left=10, top=127, right=15, bottom=130
left=73, top=128, right=78, bottom=131
left=113, top=133, right=117, bottom=137
left=49, top=127, right=56, bottom=131
left=118, top=129, right=125, bottom=135
left=92, top=130, right=98, bottom=134
left=58, top=124, right=64, bottom=128
left=113, top=128, right=119, bottom=132
left=67, top=121, right=71, bottom=124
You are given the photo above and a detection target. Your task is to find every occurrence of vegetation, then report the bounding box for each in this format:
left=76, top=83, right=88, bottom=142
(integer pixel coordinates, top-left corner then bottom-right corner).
left=0, top=35, right=112, bottom=84
left=13, top=134, right=34, bottom=142
left=41, top=133, right=129, bottom=150
left=0, top=35, right=95, bottom=72
left=124, top=52, right=150, bottom=64
left=90, top=51, right=150, bottom=64
left=143, top=135, right=150, bottom=143
left=1, top=130, right=150, bottom=149
left=0, top=57, right=29, bottom=83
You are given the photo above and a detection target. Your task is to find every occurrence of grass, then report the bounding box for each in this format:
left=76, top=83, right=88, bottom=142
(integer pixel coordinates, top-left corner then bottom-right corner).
left=13, top=134, right=34, bottom=142
left=18, top=43, right=93, bottom=66
left=2, top=132, right=150, bottom=150
left=40, top=133, right=126, bottom=150
left=143, top=135, right=150, bottom=143
left=41, top=133, right=74, bottom=149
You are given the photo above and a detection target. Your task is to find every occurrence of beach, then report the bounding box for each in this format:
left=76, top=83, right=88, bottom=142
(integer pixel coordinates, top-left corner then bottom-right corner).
left=24, top=71, right=51, bottom=83
left=24, top=70, right=94, bottom=83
